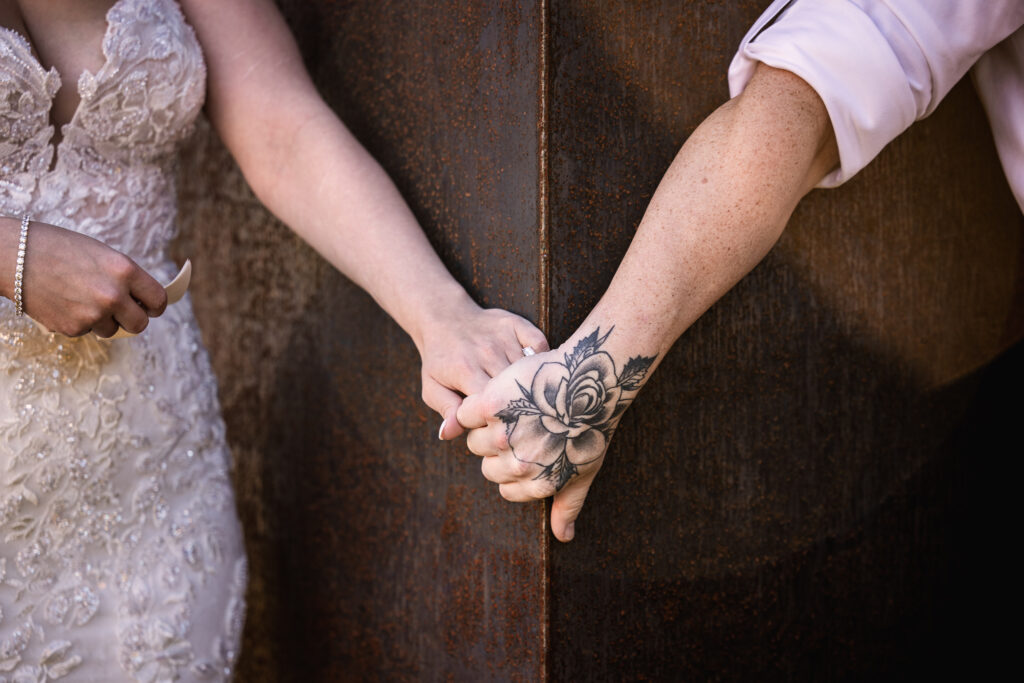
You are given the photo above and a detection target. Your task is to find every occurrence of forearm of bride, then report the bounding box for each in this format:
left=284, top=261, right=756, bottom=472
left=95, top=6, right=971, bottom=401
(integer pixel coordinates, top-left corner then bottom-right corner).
left=242, top=104, right=472, bottom=349
left=184, top=0, right=474, bottom=351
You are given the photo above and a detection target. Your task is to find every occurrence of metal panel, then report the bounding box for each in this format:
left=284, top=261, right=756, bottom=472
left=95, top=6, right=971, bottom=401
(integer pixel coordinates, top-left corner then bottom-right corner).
left=175, top=0, right=1023, bottom=680
left=176, top=1, right=547, bottom=679
left=546, top=1, right=1023, bottom=680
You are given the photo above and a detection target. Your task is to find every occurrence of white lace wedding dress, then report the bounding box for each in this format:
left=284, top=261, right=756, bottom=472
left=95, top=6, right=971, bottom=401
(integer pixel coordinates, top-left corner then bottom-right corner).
left=0, top=1, right=247, bottom=680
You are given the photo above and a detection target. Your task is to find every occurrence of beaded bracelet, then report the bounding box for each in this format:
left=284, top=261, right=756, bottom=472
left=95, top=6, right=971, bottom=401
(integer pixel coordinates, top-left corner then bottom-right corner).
left=14, top=214, right=29, bottom=316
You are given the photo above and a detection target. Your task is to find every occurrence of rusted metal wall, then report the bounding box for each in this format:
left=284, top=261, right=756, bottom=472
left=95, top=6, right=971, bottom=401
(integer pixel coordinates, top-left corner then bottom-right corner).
left=176, top=1, right=546, bottom=680
left=175, top=0, right=1023, bottom=680
left=546, top=1, right=1023, bottom=680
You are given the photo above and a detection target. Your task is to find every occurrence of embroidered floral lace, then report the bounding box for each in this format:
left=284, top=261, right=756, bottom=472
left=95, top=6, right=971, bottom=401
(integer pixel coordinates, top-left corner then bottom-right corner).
left=0, top=1, right=247, bottom=680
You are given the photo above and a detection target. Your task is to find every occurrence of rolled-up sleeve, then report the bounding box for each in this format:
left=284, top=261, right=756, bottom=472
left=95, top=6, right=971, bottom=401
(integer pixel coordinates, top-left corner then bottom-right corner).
left=728, top=0, right=1024, bottom=187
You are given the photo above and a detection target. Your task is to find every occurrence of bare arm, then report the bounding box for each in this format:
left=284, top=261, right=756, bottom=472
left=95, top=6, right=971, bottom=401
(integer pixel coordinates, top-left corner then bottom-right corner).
left=179, top=0, right=547, bottom=436
left=459, top=64, right=838, bottom=541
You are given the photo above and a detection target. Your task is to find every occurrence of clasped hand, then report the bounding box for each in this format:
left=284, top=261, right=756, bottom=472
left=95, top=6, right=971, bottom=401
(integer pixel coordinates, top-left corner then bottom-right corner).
left=455, top=328, right=653, bottom=542
left=416, top=297, right=549, bottom=440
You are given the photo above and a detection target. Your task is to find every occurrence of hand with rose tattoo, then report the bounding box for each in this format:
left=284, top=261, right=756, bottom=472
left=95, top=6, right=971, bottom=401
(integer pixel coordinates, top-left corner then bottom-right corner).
left=457, top=327, right=655, bottom=542
left=458, top=65, right=838, bottom=541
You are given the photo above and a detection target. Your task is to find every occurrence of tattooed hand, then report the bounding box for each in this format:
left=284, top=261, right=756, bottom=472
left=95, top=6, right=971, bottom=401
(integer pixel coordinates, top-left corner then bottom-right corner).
left=457, top=327, right=656, bottom=542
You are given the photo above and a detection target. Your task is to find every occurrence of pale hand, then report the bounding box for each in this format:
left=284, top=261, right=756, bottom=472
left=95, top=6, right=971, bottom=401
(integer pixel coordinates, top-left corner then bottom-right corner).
left=417, top=298, right=548, bottom=440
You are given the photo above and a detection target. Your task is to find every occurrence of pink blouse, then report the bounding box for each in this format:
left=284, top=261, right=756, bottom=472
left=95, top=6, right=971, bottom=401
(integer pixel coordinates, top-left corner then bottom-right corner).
left=729, top=0, right=1024, bottom=212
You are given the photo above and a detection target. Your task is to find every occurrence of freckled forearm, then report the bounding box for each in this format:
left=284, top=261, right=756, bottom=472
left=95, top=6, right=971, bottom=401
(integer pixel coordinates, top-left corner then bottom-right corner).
left=468, top=66, right=836, bottom=530
left=563, top=65, right=837, bottom=380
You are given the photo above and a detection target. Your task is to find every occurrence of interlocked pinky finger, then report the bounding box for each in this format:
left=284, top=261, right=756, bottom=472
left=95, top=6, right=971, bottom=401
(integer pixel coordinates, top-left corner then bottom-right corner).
left=465, top=422, right=508, bottom=457
left=480, top=453, right=510, bottom=484
left=482, top=450, right=540, bottom=484
left=497, top=471, right=560, bottom=502
left=527, top=476, right=559, bottom=501
left=504, top=453, right=535, bottom=479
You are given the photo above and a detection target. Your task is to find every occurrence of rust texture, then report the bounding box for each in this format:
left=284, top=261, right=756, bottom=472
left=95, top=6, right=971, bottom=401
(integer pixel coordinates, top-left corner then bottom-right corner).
left=175, top=0, right=547, bottom=679
left=546, top=0, right=1023, bottom=680
left=173, top=0, right=1023, bottom=680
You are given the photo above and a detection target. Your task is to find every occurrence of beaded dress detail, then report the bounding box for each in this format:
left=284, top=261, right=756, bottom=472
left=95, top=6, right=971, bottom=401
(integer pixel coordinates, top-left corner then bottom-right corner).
left=0, top=1, right=246, bottom=681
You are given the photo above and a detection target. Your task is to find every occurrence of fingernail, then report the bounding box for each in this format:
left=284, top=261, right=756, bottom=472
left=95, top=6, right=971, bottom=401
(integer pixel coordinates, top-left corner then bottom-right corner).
left=438, top=419, right=447, bottom=441
left=564, top=522, right=575, bottom=541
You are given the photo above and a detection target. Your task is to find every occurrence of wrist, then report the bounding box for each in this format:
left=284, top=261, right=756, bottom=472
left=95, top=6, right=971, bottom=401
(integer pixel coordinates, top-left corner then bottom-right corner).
left=556, top=321, right=662, bottom=397
left=404, top=282, right=481, bottom=355
left=0, top=215, right=24, bottom=301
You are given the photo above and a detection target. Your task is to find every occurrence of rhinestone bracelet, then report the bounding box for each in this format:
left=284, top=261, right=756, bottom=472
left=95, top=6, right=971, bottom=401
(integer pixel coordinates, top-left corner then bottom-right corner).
left=14, top=214, right=30, bottom=316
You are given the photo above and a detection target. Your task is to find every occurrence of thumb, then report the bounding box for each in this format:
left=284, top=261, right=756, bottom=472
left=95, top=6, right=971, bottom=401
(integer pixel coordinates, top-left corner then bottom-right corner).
left=550, top=475, right=594, bottom=542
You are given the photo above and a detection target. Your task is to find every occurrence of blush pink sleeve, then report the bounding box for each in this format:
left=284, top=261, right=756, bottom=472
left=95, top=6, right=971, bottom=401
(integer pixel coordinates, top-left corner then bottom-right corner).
left=728, top=0, right=1024, bottom=188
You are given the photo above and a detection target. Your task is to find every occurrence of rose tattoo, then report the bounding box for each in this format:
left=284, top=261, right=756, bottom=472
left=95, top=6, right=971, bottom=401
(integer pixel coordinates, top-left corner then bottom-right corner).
left=496, top=328, right=656, bottom=491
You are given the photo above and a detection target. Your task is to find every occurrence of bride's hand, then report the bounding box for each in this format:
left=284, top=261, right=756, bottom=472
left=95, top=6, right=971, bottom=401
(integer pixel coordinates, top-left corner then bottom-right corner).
left=415, top=295, right=548, bottom=440
left=0, top=217, right=168, bottom=338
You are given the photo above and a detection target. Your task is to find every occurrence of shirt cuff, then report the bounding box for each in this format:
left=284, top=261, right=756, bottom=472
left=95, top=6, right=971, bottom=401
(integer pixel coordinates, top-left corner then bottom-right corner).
left=727, top=0, right=917, bottom=187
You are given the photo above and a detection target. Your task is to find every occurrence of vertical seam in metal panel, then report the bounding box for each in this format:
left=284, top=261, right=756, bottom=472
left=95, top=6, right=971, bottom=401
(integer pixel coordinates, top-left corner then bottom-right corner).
left=538, top=0, right=551, bottom=340
left=538, top=0, right=551, bottom=681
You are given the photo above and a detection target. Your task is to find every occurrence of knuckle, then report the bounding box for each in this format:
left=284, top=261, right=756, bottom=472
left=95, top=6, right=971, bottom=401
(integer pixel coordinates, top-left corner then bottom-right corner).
left=530, top=479, right=556, bottom=500
left=62, top=322, right=89, bottom=337
left=509, top=457, right=532, bottom=478
left=109, top=254, right=137, bottom=281
left=482, top=394, right=505, bottom=418
left=87, top=309, right=106, bottom=327
left=479, top=459, right=494, bottom=480
left=465, top=434, right=485, bottom=456
left=95, top=289, right=121, bottom=311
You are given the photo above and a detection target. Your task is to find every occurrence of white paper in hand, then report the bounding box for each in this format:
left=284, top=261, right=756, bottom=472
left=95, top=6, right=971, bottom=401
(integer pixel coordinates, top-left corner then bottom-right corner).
left=109, top=259, right=192, bottom=339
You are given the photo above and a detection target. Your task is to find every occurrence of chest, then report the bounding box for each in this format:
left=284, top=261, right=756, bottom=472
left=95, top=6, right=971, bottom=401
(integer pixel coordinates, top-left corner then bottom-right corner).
left=0, top=0, right=207, bottom=179
left=0, top=0, right=116, bottom=130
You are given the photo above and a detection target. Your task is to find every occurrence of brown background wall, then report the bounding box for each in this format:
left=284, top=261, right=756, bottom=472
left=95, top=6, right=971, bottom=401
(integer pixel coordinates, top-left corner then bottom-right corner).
left=175, top=1, right=1023, bottom=680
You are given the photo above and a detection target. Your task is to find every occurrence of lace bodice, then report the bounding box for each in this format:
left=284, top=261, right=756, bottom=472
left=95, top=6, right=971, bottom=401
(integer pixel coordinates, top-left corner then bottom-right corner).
left=0, top=0, right=206, bottom=269
left=0, top=2, right=246, bottom=681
